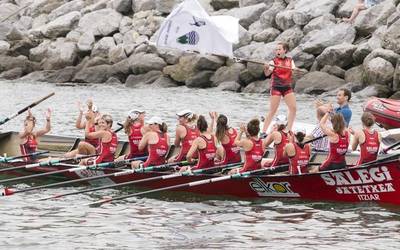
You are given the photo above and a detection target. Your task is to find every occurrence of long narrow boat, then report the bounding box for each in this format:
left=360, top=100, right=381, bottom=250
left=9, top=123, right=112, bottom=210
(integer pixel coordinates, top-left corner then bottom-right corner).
left=1, top=131, right=400, bottom=205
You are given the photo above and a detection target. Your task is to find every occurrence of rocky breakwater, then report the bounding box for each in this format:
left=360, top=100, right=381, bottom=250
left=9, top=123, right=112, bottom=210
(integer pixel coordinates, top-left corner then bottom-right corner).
left=0, top=0, right=399, bottom=98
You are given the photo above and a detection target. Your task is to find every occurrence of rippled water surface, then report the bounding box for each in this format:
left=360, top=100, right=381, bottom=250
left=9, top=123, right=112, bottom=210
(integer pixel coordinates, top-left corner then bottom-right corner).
left=1, top=80, right=399, bottom=249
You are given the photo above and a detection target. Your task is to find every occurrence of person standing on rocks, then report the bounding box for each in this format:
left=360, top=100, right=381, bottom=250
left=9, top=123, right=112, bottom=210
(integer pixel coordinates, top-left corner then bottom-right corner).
left=261, top=42, right=297, bottom=137
left=343, top=0, right=380, bottom=23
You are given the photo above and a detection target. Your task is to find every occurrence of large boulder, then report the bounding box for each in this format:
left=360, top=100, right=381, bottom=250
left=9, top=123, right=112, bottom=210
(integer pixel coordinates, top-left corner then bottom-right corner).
left=363, top=48, right=400, bottom=67
left=356, top=84, right=392, bottom=98
left=303, top=14, right=335, bottom=34
left=111, top=0, right=132, bottom=14
left=345, top=65, right=365, bottom=85
left=77, top=9, right=122, bottom=37
left=0, top=55, right=35, bottom=74
left=337, top=0, right=357, bottom=17
left=151, top=75, right=180, bottom=88
left=288, top=47, right=315, bottom=69
left=0, top=67, right=24, bottom=80
left=275, top=26, right=303, bottom=50
left=125, top=70, right=162, bottom=88
left=133, top=0, right=156, bottom=12
left=0, top=3, right=20, bottom=24
left=109, top=44, right=127, bottom=64
left=316, top=43, right=357, bottom=69
left=226, top=3, right=268, bottom=29
left=295, top=71, right=345, bottom=94
left=77, top=32, right=95, bottom=52
left=210, top=0, right=239, bottom=10
left=320, top=65, right=345, bottom=79
left=259, top=0, right=286, bottom=28
left=91, top=37, right=116, bottom=58
left=242, top=80, right=269, bottom=93
left=211, top=63, right=245, bottom=86
left=293, top=0, right=342, bottom=21
left=73, top=64, right=114, bottom=83
left=234, top=25, right=252, bottom=49
left=47, top=0, right=85, bottom=21
left=216, top=81, right=241, bottom=92
left=81, top=0, right=108, bottom=14
left=129, top=52, right=167, bottom=74
left=185, top=71, right=215, bottom=88
left=382, top=19, right=400, bottom=54
left=41, top=11, right=81, bottom=38
left=26, top=0, right=64, bottom=18
left=364, top=57, right=395, bottom=85
left=353, top=42, right=373, bottom=65
left=0, top=41, right=10, bottom=55
left=253, top=27, right=280, bottom=43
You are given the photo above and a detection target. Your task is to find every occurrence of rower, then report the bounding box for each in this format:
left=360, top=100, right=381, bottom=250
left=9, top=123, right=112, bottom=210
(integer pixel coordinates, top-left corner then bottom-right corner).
left=262, top=114, right=292, bottom=168
left=310, top=112, right=349, bottom=173
left=350, top=111, right=381, bottom=166
left=80, top=114, right=118, bottom=165
left=19, top=108, right=51, bottom=162
left=168, top=110, right=199, bottom=163
left=117, top=109, right=148, bottom=160
left=284, top=128, right=311, bottom=175
left=131, top=116, right=169, bottom=169
left=214, top=113, right=241, bottom=165
left=229, top=118, right=266, bottom=174
left=180, top=115, right=217, bottom=171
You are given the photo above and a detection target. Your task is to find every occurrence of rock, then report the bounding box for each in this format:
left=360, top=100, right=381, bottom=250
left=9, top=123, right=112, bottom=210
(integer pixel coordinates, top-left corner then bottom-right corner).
left=185, top=71, right=215, bottom=88
left=0, top=67, right=23, bottom=80
left=151, top=75, right=180, bottom=88
left=288, top=48, right=315, bottom=69
left=363, top=48, right=400, bottom=67
left=239, top=68, right=258, bottom=85
left=66, top=30, right=81, bottom=42
left=382, top=19, right=400, bottom=54
left=19, top=70, right=57, bottom=82
left=216, top=81, right=241, bottom=92
left=259, top=0, right=286, bottom=28
left=226, top=3, right=268, bottom=29
left=111, top=0, right=132, bottom=14
left=84, top=56, right=110, bottom=68
left=48, top=0, right=85, bottom=21
left=356, top=84, right=392, bottom=98
left=321, top=65, right=345, bottom=79
left=0, top=55, right=35, bottom=74
left=157, top=48, right=183, bottom=65
left=253, top=27, right=280, bottom=43
left=387, top=11, right=400, bottom=27
left=301, top=23, right=356, bottom=55
left=367, top=26, right=387, bottom=50
left=14, top=16, right=33, bottom=31
left=105, top=76, right=122, bottom=84
left=303, top=14, right=335, bottom=34
left=81, top=0, right=108, bottom=14
left=73, top=64, right=113, bottom=83
left=133, top=0, right=156, bottom=12
left=353, top=42, right=373, bottom=65
left=6, top=27, right=26, bottom=41
left=91, top=37, right=116, bottom=58
left=125, top=70, right=162, bottom=87
left=155, top=0, right=179, bottom=14
left=389, top=91, right=400, bottom=100
left=337, top=0, right=358, bottom=18
left=295, top=71, right=345, bottom=94
left=26, top=0, right=64, bottom=18
left=129, top=52, right=166, bottom=74
left=275, top=10, right=296, bottom=30
left=41, top=11, right=81, bottom=38
left=345, top=65, right=365, bottom=85
left=109, top=44, right=127, bottom=64
left=37, top=38, right=78, bottom=70
left=119, top=16, right=132, bottom=34
left=354, top=0, right=396, bottom=36
left=0, top=41, right=10, bottom=55
left=51, top=66, right=78, bottom=83
left=78, top=9, right=122, bottom=37
left=316, top=43, right=357, bottom=69
left=113, top=33, right=124, bottom=45
left=394, top=59, right=400, bottom=91
left=364, top=57, right=394, bottom=85
left=211, top=63, right=245, bottom=86
left=210, top=0, right=239, bottom=10
left=0, top=3, right=20, bottom=23
left=29, top=40, right=50, bottom=62
left=234, top=25, right=252, bottom=49
left=293, top=0, right=342, bottom=21
left=275, top=26, right=303, bottom=50
left=32, top=14, right=48, bottom=29
left=77, top=32, right=95, bottom=52
left=242, top=80, right=269, bottom=93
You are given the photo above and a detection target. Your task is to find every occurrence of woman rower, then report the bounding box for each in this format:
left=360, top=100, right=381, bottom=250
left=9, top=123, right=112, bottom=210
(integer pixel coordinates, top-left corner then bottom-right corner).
left=80, top=114, right=118, bottom=165
left=168, top=110, right=199, bottom=163
left=213, top=113, right=241, bottom=165
left=284, top=128, right=311, bottom=175
left=310, top=112, right=349, bottom=173
left=229, top=118, right=266, bottom=174
left=19, top=108, right=51, bottom=162
left=350, top=111, right=381, bottom=166
left=131, top=116, right=169, bottom=169
left=261, top=114, right=292, bottom=168
left=116, top=109, right=148, bottom=161
left=180, top=115, right=217, bottom=171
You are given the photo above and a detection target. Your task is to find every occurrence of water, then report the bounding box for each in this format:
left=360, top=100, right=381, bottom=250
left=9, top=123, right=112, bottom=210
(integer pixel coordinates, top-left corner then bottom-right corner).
left=1, top=80, right=399, bottom=249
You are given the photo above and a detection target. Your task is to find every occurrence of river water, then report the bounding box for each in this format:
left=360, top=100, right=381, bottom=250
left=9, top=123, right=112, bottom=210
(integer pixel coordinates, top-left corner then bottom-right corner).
left=1, top=80, right=399, bottom=249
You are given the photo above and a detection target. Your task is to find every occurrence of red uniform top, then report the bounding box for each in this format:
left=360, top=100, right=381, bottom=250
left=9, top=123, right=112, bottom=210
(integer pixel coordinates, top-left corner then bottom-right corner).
left=356, top=129, right=380, bottom=165
left=289, top=143, right=310, bottom=175
left=20, top=135, right=38, bottom=162
left=271, top=57, right=293, bottom=88
left=143, top=132, right=169, bottom=167
left=94, top=131, right=118, bottom=164
left=174, top=124, right=200, bottom=161
left=240, top=138, right=264, bottom=173
left=266, top=131, right=291, bottom=168
left=192, top=135, right=216, bottom=170
left=85, top=124, right=99, bottom=148
left=220, top=128, right=241, bottom=165
left=127, top=123, right=146, bottom=158
left=320, top=131, right=349, bottom=171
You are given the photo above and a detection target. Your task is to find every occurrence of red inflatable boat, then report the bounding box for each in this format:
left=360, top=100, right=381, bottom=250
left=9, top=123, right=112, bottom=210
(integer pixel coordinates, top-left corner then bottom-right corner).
left=364, top=98, right=400, bottom=129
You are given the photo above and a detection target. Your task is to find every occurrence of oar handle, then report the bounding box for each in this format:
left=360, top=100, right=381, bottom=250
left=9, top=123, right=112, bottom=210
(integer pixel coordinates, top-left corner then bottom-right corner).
left=1, top=151, right=49, bottom=162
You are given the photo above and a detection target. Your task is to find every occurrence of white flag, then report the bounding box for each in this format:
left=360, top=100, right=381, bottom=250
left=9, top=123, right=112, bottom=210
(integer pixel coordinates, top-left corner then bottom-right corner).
left=155, top=0, right=239, bottom=57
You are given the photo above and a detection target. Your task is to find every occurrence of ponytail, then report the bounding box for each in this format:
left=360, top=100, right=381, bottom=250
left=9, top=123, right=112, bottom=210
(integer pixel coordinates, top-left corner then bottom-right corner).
left=159, top=122, right=168, bottom=134
left=215, top=114, right=228, bottom=142
left=123, top=117, right=133, bottom=135
left=197, top=115, right=208, bottom=132
left=295, top=132, right=306, bottom=143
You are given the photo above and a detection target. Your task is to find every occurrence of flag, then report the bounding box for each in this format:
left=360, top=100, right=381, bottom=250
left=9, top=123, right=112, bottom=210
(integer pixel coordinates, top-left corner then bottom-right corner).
left=155, top=0, right=239, bottom=57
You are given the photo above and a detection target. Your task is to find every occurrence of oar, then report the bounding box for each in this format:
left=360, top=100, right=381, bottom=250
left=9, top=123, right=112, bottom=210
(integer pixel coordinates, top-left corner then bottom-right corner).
left=6, top=160, right=189, bottom=197
left=300, top=135, right=327, bottom=147
left=0, top=151, right=49, bottom=163
left=114, top=122, right=124, bottom=134
left=0, top=92, right=55, bottom=126
left=36, top=162, right=242, bottom=201
left=0, top=156, right=145, bottom=185
left=88, top=163, right=288, bottom=207
left=382, top=140, right=400, bottom=154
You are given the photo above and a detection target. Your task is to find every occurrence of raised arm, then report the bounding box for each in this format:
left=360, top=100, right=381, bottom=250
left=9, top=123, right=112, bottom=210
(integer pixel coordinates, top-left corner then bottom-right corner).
left=75, top=102, right=85, bottom=129
left=138, top=133, right=150, bottom=151
left=35, top=108, right=51, bottom=137
left=207, top=112, right=217, bottom=133
left=320, top=112, right=336, bottom=137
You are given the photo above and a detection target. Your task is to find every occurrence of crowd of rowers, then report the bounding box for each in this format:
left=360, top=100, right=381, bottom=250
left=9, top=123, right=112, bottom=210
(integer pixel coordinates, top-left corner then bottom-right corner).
left=19, top=94, right=382, bottom=175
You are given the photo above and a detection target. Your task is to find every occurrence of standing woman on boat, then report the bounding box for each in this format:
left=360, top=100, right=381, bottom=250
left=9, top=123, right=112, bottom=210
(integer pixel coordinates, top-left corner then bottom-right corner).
left=284, top=128, right=311, bottom=175
left=262, top=114, right=292, bottom=168
left=19, top=108, right=51, bottom=162
left=350, top=111, right=381, bottom=166
left=261, top=42, right=297, bottom=136
left=116, top=109, right=148, bottom=160
left=131, top=117, right=169, bottom=169
left=229, top=118, right=265, bottom=174
left=80, top=114, right=118, bottom=165
left=180, top=115, right=217, bottom=171
left=310, top=112, right=349, bottom=173
left=168, top=110, right=199, bottom=163
left=214, top=113, right=241, bottom=165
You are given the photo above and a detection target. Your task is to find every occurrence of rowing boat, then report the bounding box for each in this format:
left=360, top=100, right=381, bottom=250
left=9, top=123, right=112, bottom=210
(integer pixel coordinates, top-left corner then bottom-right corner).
left=1, top=131, right=400, bottom=205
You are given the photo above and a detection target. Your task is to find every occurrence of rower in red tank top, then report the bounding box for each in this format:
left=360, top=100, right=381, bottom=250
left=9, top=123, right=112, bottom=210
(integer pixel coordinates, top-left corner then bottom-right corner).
left=285, top=129, right=311, bottom=174
left=85, top=124, right=99, bottom=148
left=95, top=130, right=118, bottom=164
left=127, top=123, right=146, bottom=158
left=350, top=112, right=381, bottom=166
left=240, top=138, right=264, bottom=173
left=131, top=116, right=170, bottom=169
left=213, top=113, right=241, bottom=165
left=20, top=135, right=38, bottom=161
left=192, top=135, right=217, bottom=170
left=221, top=129, right=241, bottom=164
